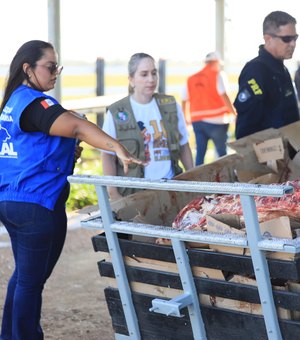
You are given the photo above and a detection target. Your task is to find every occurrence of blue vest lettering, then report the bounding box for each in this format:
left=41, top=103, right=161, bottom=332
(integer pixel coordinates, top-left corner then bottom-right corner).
left=0, top=142, right=17, bottom=157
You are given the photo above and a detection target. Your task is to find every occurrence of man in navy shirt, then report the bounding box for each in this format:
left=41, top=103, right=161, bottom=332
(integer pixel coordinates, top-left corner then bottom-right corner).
left=234, top=11, right=299, bottom=139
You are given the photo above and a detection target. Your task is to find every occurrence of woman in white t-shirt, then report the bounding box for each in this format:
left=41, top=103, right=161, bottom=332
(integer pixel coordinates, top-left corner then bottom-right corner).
left=102, top=53, right=194, bottom=200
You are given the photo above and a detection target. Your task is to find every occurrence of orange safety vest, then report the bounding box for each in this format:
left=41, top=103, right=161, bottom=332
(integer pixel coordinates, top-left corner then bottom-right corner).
left=187, top=64, right=229, bottom=122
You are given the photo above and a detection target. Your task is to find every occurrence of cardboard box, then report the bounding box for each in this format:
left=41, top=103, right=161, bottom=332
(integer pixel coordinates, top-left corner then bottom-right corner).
left=206, top=214, right=246, bottom=255
left=228, top=121, right=300, bottom=183
left=260, top=216, right=299, bottom=261
left=253, top=138, right=285, bottom=164
left=111, top=189, right=199, bottom=227
left=200, top=214, right=297, bottom=260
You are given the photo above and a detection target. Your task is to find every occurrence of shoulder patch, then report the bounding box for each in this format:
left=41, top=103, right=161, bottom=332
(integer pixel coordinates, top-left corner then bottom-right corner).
left=237, top=89, right=251, bottom=103
left=157, top=97, right=176, bottom=105
left=248, top=78, right=263, bottom=95
left=40, top=99, right=55, bottom=109
left=113, top=111, right=130, bottom=124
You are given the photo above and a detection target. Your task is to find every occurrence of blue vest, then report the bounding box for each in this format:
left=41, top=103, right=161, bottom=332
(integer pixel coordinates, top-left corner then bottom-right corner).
left=0, top=85, right=76, bottom=210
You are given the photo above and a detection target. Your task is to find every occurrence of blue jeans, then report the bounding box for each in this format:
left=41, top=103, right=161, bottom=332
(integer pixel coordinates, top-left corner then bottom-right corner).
left=0, top=186, right=69, bottom=340
left=192, top=121, right=229, bottom=166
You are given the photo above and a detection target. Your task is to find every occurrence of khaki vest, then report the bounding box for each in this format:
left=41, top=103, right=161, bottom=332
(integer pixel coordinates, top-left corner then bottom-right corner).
left=107, top=94, right=182, bottom=196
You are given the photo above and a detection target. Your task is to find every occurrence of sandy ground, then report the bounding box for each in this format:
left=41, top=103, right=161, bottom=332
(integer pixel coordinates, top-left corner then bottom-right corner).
left=0, top=216, right=115, bottom=340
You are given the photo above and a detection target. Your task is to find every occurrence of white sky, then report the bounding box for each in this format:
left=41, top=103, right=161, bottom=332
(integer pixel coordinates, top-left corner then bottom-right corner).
left=1, top=0, right=300, bottom=64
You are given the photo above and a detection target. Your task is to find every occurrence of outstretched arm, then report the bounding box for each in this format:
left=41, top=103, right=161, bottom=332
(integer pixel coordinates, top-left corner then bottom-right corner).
left=49, top=111, right=146, bottom=173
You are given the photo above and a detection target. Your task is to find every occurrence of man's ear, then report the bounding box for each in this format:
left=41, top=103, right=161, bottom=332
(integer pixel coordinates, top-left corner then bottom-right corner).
left=263, top=34, right=272, bottom=45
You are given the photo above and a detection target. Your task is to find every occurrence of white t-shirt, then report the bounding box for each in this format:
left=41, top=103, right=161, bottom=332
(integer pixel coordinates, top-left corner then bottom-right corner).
left=182, top=70, right=231, bottom=124
left=102, top=96, right=189, bottom=179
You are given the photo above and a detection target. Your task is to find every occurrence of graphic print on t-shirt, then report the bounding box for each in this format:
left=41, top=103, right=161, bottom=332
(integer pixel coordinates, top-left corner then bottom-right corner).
left=138, top=119, right=170, bottom=163
left=137, top=121, right=151, bottom=162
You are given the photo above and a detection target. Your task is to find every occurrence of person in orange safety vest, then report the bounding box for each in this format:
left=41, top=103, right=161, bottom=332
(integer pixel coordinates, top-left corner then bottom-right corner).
left=182, top=51, right=236, bottom=165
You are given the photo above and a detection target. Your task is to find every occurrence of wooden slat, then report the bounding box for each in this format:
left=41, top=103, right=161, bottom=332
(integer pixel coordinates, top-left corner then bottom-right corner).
left=92, top=235, right=300, bottom=280
left=99, top=251, right=225, bottom=280
left=104, top=288, right=300, bottom=340
left=98, top=260, right=300, bottom=311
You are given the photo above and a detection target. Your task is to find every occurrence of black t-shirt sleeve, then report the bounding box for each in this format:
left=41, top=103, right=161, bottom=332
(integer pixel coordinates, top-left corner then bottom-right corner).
left=20, top=97, right=67, bottom=134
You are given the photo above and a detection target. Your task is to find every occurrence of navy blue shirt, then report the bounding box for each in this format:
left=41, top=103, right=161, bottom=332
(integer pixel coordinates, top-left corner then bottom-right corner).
left=234, top=45, right=299, bottom=139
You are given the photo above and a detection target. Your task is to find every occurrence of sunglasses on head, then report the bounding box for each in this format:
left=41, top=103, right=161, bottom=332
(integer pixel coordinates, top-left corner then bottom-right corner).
left=269, top=33, right=299, bottom=43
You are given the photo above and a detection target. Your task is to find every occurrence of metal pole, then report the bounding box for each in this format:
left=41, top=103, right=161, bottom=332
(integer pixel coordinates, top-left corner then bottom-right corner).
left=48, top=0, right=61, bottom=102
left=158, top=59, right=166, bottom=93
left=215, top=0, right=225, bottom=60
left=240, top=195, right=282, bottom=340
left=95, top=184, right=141, bottom=339
left=96, top=58, right=105, bottom=127
left=171, top=238, right=207, bottom=339
left=96, top=57, right=105, bottom=96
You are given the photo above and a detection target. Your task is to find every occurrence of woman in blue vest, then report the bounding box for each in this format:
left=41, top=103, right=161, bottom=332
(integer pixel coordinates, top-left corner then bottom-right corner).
left=0, top=40, right=144, bottom=340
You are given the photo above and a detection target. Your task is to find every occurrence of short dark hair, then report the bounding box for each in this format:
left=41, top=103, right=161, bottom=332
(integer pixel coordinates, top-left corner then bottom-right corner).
left=263, top=11, right=297, bottom=35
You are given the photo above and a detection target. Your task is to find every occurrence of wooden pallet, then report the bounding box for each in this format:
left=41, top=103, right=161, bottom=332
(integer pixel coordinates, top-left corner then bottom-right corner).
left=92, top=235, right=300, bottom=339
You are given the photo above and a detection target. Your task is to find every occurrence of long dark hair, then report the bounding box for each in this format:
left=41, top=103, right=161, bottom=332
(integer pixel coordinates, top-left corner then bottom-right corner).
left=0, top=40, right=54, bottom=113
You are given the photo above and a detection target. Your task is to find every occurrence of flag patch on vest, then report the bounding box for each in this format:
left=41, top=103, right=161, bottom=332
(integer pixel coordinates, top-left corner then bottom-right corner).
left=40, top=99, right=55, bottom=109
left=114, top=111, right=130, bottom=123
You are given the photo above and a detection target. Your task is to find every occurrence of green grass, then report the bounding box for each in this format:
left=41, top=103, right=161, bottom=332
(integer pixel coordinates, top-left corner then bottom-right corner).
left=66, top=147, right=101, bottom=211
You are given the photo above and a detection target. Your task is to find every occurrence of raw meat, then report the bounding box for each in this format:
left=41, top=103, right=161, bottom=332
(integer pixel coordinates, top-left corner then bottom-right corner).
left=172, top=180, right=300, bottom=230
